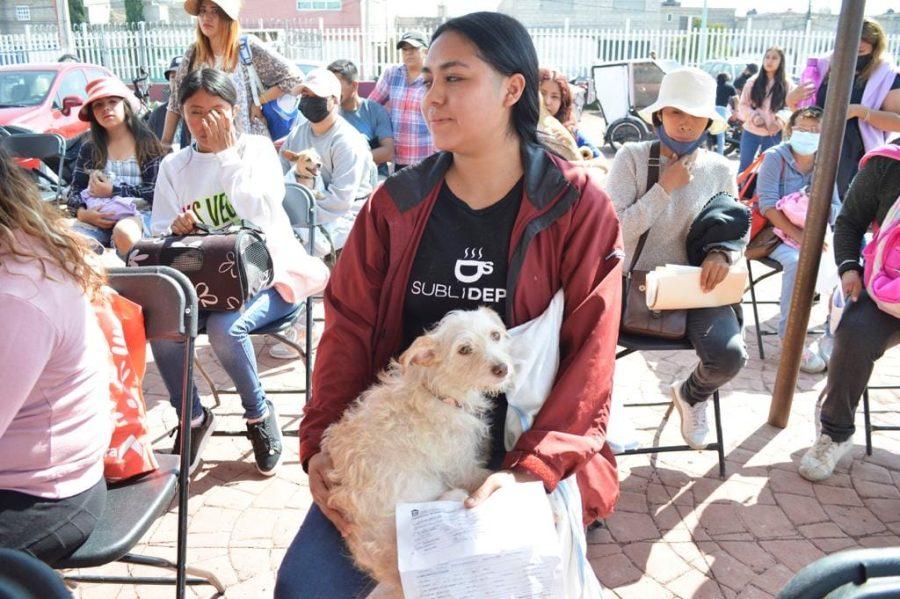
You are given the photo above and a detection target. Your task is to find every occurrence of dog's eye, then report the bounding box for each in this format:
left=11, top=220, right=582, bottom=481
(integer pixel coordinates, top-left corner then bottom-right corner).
left=458, top=344, right=472, bottom=355
left=490, top=331, right=501, bottom=341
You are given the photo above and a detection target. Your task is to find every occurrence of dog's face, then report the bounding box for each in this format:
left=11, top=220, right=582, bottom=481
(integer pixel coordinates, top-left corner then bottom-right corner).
left=400, top=307, right=515, bottom=399
left=283, top=148, right=322, bottom=179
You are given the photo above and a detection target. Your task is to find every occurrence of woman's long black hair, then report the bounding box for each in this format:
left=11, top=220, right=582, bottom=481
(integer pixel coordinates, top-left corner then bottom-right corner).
left=750, top=46, right=788, bottom=112
left=178, top=67, right=238, bottom=108
left=431, top=12, right=540, bottom=145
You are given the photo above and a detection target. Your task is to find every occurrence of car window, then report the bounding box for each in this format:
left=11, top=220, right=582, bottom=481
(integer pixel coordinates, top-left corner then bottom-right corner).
left=87, top=68, right=108, bottom=83
left=0, top=70, right=56, bottom=108
left=54, top=69, right=89, bottom=109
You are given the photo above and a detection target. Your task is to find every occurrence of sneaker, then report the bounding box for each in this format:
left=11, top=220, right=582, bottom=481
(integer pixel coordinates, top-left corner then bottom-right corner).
left=172, top=407, right=216, bottom=475
left=246, top=400, right=283, bottom=476
left=799, top=434, right=853, bottom=482
left=268, top=322, right=321, bottom=360
left=800, top=346, right=827, bottom=374
left=670, top=379, right=710, bottom=450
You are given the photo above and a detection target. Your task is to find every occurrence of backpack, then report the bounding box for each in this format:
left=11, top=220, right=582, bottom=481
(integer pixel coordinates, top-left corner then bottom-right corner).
left=863, top=193, right=900, bottom=318
left=736, top=152, right=771, bottom=239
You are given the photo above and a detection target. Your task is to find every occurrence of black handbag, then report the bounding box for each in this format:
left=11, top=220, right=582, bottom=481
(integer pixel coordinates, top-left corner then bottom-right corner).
left=621, top=141, right=688, bottom=340
left=127, top=223, right=273, bottom=311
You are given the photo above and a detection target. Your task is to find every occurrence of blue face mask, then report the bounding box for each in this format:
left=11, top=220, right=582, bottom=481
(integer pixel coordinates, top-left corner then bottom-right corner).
left=789, top=130, right=820, bottom=156
left=657, top=126, right=706, bottom=157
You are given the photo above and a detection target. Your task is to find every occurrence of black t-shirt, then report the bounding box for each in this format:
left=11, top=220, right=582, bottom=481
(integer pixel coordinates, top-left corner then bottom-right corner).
left=816, top=70, right=900, bottom=199
left=715, top=82, right=737, bottom=107
left=403, top=177, right=523, bottom=469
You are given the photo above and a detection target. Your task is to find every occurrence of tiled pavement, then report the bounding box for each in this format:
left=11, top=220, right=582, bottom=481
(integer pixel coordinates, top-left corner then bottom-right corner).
left=66, top=268, right=900, bottom=599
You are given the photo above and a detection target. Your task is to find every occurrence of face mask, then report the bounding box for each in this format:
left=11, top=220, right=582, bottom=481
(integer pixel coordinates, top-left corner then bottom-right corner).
left=789, top=130, right=820, bottom=156
left=299, top=96, right=331, bottom=123
left=657, top=126, right=705, bottom=157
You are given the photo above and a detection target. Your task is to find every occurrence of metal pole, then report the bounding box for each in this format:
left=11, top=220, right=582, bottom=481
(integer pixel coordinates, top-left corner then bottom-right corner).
left=768, top=0, right=866, bottom=428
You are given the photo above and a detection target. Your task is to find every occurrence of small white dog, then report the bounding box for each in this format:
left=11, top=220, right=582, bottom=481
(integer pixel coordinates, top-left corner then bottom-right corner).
left=321, top=307, right=516, bottom=595
left=283, top=148, right=325, bottom=199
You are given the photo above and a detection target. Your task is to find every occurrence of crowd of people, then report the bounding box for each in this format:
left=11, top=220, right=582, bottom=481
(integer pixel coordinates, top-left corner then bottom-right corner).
left=1, top=1, right=899, bottom=594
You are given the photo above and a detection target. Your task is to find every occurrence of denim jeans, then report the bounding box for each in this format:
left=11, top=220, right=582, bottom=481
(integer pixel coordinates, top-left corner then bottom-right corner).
left=150, top=287, right=298, bottom=420
left=738, top=130, right=782, bottom=174
left=768, top=242, right=801, bottom=339
left=275, top=504, right=376, bottom=599
left=714, top=106, right=728, bottom=155
left=681, top=305, right=748, bottom=405
left=819, top=291, right=900, bottom=442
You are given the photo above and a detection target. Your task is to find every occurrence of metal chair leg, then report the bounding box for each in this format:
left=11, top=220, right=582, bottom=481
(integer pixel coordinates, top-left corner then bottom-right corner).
left=713, top=390, right=725, bottom=479
left=863, top=387, right=873, bottom=456
left=746, top=259, right=765, bottom=360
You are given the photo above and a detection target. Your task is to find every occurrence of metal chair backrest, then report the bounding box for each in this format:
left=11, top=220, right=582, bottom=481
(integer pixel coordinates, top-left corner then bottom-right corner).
left=283, top=182, right=318, bottom=257
left=0, top=548, right=72, bottom=598
left=778, top=547, right=900, bottom=599
left=0, top=133, right=66, bottom=202
left=106, top=266, right=198, bottom=341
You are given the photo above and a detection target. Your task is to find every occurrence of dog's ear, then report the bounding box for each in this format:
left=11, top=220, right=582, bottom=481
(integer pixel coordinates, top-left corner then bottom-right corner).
left=399, top=335, right=438, bottom=369
left=283, top=150, right=300, bottom=162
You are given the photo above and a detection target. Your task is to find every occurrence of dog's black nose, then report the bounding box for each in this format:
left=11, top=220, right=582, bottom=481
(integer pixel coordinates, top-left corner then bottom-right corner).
left=491, top=363, right=508, bottom=378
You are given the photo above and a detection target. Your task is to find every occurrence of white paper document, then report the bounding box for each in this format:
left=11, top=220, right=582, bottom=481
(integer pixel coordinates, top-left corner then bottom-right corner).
left=395, top=482, right=564, bottom=599
left=645, top=263, right=748, bottom=310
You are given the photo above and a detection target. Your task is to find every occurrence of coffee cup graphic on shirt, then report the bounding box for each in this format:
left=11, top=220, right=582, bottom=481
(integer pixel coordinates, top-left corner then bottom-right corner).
left=454, top=247, right=494, bottom=284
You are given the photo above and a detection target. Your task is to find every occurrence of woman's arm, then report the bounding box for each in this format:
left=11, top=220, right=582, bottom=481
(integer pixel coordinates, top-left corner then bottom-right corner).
left=756, top=152, right=785, bottom=217
left=849, top=89, right=900, bottom=133
left=216, top=136, right=284, bottom=225
left=737, top=78, right=754, bottom=122
left=606, top=145, right=670, bottom=248
left=501, top=173, right=623, bottom=490
left=67, top=141, right=94, bottom=216
left=149, top=157, right=181, bottom=235
left=248, top=36, right=304, bottom=95
left=112, top=154, right=162, bottom=206
left=834, top=156, right=887, bottom=274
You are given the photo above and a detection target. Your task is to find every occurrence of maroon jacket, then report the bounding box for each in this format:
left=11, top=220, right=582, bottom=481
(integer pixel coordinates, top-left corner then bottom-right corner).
left=300, top=144, right=624, bottom=523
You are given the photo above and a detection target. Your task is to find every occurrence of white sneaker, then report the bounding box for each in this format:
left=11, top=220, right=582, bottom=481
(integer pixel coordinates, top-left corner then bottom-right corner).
left=268, top=322, right=320, bottom=359
left=800, top=346, right=827, bottom=374
left=670, top=379, right=710, bottom=450
left=799, top=434, right=853, bottom=482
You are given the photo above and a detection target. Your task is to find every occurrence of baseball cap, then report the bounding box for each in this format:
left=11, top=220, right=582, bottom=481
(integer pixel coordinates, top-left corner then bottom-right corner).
left=296, top=68, right=342, bottom=101
left=396, top=31, right=428, bottom=50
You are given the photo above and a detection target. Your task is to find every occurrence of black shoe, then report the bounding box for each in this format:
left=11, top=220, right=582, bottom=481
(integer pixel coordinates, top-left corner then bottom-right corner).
left=172, top=407, right=216, bottom=475
left=246, top=400, right=283, bottom=476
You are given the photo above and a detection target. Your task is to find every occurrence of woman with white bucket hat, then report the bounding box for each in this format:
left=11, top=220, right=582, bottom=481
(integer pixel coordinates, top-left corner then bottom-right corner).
left=606, top=66, right=748, bottom=452
left=160, top=0, right=302, bottom=148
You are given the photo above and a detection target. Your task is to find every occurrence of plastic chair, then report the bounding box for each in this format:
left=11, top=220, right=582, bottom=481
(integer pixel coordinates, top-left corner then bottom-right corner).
left=744, top=256, right=783, bottom=360
left=0, top=548, right=71, bottom=599
left=195, top=183, right=318, bottom=436
left=614, top=332, right=726, bottom=478
left=0, top=132, right=66, bottom=203
left=58, top=267, right=225, bottom=598
left=862, top=384, right=900, bottom=456
left=778, top=547, right=900, bottom=598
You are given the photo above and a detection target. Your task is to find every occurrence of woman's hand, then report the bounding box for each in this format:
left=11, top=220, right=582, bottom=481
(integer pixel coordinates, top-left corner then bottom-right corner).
left=700, top=252, right=730, bottom=292
left=170, top=211, right=198, bottom=236
left=308, top=451, right=352, bottom=536
left=464, top=470, right=542, bottom=509
left=88, top=170, right=114, bottom=198
left=77, top=207, right=116, bottom=229
left=658, top=155, right=693, bottom=194
left=841, top=270, right=863, bottom=302
left=786, top=83, right=816, bottom=109
left=202, top=108, right=236, bottom=154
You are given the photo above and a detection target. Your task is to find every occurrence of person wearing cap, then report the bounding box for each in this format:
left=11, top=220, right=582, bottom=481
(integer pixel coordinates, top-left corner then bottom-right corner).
left=328, top=59, right=394, bottom=178
left=270, top=67, right=375, bottom=360
left=368, top=30, right=436, bottom=170
left=607, top=67, right=747, bottom=452
left=68, top=76, right=165, bottom=256
left=160, top=0, right=302, bottom=147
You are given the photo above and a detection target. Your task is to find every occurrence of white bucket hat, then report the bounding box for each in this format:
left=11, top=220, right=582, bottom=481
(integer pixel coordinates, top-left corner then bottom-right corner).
left=184, top=0, right=241, bottom=21
left=638, top=67, right=727, bottom=135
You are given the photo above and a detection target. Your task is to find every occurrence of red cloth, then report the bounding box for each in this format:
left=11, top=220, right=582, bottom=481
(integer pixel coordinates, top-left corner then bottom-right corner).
left=299, top=146, right=624, bottom=523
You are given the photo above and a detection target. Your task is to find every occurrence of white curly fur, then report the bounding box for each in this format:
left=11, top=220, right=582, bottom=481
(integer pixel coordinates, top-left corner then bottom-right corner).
left=320, top=307, right=516, bottom=595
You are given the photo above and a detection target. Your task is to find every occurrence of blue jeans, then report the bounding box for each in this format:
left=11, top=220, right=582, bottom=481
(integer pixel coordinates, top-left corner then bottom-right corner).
left=714, top=106, right=728, bottom=155
left=738, top=130, right=781, bottom=174
left=768, top=242, right=800, bottom=339
left=275, top=504, right=376, bottom=599
left=150, top=287, right=298, bottom=420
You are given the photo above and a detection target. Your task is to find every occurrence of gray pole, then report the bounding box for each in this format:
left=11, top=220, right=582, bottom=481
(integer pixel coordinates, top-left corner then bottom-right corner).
left=769, top=0, right=866, bottom=428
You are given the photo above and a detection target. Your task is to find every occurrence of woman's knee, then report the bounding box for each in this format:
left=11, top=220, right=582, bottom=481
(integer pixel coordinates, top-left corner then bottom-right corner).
left=112, top=218, right=141, bottom=254
left=701, top=336, right=747, bottom=378
left=205, top=313, right=247, bottom=346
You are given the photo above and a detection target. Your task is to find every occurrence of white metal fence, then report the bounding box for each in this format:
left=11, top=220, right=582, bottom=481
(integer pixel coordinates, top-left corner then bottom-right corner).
left=2, top=21, right=898, bottom=84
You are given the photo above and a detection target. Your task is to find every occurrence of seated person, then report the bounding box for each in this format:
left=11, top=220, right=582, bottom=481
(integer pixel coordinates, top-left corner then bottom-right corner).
left=327, top=59, right=394, bottom=178
left=149, top=68, right=329, bottom=476
left=799, top=144, right=900, bottom=482
left=756, top=106, right=842, bottom=373
left=539, top=67, right=601, bottom=158
left=68, top=77, right=165, bottom=256
left=0, top=145, right=111, bottom=565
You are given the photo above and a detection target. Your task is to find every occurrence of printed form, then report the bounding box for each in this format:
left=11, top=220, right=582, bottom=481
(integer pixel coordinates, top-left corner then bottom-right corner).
left=395, top=482, right=563, bottom=599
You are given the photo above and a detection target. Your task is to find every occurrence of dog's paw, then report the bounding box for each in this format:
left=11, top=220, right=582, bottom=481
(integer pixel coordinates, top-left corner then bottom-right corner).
left=438, top=488, right=470, bottom=502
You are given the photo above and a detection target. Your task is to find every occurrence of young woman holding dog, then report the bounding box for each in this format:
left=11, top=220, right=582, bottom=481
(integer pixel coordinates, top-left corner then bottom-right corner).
left=149, top=68, right=328, bottom=477
left=277, top=12, right=622, bottom=597
left=606, top=67, right=748, bottom=455
left=68, top=76, right=164, bottom=256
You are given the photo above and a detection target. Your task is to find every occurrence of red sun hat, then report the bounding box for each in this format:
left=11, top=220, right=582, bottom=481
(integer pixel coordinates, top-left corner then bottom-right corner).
left=78, top=77, right=141, bottom=122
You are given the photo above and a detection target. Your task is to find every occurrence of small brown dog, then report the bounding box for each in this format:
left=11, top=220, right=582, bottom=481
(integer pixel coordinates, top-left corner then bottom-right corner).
left=283, top=148, right=323, bottom=196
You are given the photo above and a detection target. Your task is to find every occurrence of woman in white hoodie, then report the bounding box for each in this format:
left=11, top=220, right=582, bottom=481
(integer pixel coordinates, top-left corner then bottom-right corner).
left=149, top=68, right=328, bottom=476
